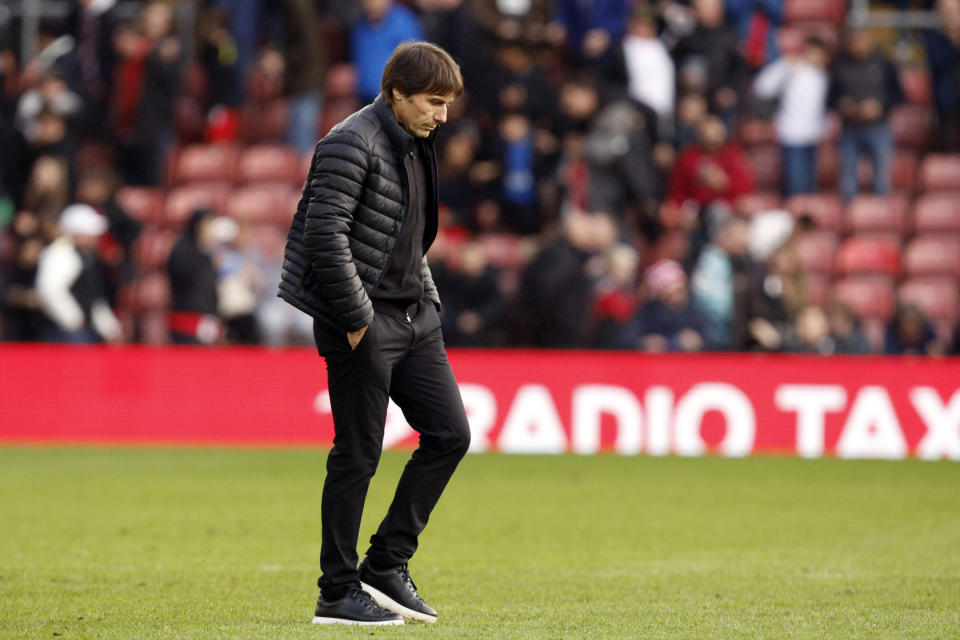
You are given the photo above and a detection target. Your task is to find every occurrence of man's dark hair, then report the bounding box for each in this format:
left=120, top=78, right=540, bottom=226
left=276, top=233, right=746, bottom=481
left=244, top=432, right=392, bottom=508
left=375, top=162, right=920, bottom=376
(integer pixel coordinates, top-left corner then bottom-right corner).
left=380, top=41, right=464, bottom=104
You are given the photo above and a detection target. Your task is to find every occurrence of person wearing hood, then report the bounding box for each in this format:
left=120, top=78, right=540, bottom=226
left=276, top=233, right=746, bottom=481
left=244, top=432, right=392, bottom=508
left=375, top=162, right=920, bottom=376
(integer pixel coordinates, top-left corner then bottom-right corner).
left=36, top=203, right=122, bottom=342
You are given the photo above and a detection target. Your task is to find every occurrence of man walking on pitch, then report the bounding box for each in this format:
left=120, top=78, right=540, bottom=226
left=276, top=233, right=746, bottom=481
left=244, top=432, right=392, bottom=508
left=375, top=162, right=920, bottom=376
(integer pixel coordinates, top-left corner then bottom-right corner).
left=278, top=42, right=471, bottom=626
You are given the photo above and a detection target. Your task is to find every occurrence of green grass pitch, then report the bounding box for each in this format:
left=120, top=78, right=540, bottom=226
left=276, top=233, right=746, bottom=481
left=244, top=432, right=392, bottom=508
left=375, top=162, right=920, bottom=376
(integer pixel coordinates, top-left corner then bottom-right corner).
left=0, top=448, right=958, bottom=639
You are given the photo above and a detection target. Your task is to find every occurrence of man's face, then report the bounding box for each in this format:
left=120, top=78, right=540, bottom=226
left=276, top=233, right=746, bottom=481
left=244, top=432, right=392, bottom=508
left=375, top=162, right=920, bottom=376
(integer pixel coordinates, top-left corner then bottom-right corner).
left=392, top=91, right=455, bottom=138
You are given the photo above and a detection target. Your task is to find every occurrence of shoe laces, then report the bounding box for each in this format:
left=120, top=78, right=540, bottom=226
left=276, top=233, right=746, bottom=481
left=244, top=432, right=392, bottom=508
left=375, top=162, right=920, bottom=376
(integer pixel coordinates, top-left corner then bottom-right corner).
left=348, top=587, right=383, bottom=612
left=397, top=563, right=423, bottom=603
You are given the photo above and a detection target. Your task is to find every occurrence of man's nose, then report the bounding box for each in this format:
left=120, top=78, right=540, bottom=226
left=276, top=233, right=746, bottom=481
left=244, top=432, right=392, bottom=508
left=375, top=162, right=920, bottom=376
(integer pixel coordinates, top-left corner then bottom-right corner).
left=435, top=105, right=447, bottom=123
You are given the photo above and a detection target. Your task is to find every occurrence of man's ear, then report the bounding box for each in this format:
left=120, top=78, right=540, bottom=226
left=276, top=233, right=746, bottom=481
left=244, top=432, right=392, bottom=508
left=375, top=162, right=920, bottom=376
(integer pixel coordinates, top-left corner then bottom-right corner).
left=392, top=88, right=406, bottom=103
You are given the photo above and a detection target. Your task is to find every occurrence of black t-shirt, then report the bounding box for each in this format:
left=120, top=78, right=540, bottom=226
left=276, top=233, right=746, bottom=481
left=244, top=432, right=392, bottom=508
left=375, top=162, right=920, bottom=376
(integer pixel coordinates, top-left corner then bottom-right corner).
left=372, top=139, right=427, bottom=308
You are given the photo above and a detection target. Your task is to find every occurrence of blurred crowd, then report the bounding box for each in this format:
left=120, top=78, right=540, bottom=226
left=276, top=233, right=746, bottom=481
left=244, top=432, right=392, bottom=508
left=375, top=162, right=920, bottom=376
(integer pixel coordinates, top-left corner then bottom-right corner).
left=1, top=0, right=960, bottom=355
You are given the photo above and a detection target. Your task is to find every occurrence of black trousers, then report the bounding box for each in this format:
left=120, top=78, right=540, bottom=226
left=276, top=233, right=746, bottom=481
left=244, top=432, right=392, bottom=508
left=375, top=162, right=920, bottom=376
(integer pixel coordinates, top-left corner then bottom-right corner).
left=312, top=300, right=471, bottom=599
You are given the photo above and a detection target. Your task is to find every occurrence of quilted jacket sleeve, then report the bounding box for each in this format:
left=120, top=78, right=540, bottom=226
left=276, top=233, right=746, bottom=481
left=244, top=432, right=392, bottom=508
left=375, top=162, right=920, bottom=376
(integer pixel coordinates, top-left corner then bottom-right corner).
left=303, top=128, right=375, bottom=332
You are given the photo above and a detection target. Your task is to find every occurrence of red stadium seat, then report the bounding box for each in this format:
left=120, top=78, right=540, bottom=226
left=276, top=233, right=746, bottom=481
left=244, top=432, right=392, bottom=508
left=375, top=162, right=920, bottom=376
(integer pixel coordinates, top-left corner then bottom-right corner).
left=777, top=21, right=840, bottom=56
left=134, top=271, right=171, bottom=312
left=803, top=273, right=831, bottom=306
left=912, top=193, right=960, bottom=233
left=224, top=184, right=296, bottom=225
left=898, top=277, right=960, bottom=332
left=133, top=227, right=177, bottom=271
left=919, top=154, right=960, bottom=191
left=325, top=64, right=358, bottom=99
left=139, top=311, right=170, bottom=345
left=785, top=192, right=844, bottom=231
left=845, top=194, right=909, bottom=234
left=115, top=187, right=165, bottom=225
left=169, top=144, right=238, bottom=185
left=737, top=118, right=777, bottom=146
left=890, top=105, right=934, bottom=150
left=784, top=0, right=846, bottom=25
left=851, top=151, right=918, bottom=193
left=236, top=145, right=301, bottom=185
left=890, top=151, right=919, bottom=193
left=904, top=236, right=960, bottom=278
left=795, top=230, right=839, bottom=274
left=320, top=98, right=361, bottom=139
left=818, top=144, right=838, bottom=188
left=899, top=66, right=933, bottom=105
left=280, top=189, right=302, bottom=227
left=479, top=233, right=528, bottom=270
left=735, top=192, right=782, bottom=217
left=746, top=145, right=782, bottom=191
left=162, top=182, right=231, bottom=226
left=833, top=275, right=896, bottom=319
left=835, top=236, right=902, bottom=277
left=240, top=100, right=291, bottom=144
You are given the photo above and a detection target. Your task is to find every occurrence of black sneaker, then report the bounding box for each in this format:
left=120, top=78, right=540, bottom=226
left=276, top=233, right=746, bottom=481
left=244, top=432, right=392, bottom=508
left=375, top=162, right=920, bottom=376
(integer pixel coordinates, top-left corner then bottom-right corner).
left=311, top=587, right=404, bottom=626
left=359, top=559, right=438, bottom=623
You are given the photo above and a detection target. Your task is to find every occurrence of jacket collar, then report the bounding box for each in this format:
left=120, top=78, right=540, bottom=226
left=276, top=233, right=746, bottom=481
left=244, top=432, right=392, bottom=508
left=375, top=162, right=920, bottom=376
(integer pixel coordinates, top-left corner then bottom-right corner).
left=372, top=94, right=437, bottom=156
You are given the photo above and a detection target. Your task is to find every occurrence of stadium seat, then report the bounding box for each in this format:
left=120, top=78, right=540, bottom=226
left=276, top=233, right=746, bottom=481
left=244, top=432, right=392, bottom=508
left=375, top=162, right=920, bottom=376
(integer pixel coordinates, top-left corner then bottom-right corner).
left=320, top=98, right=361, bottom=139
left=919, top=154, right=960, bottom=191
left=240, top=100, right=290, bottom=144
left=835, top=236, right=902, bottom=277
left=784, top=0, right=846, bottom=26
left=169, top=144, right=238, bottom=185
left=795, top=230, right=839, bottom=274
left=850, top=151, right=918, bottom=194
left=737, top=118, right=777, bottom=146
left=817, top=144, right=838, bottom=188
left=897, top=277, right=960, bottom=334
left=224, top=184, right=296, bottom=225
left=162, top=182, right=231, bottom=226
left=803, top=273, right=831, bottom=306
left=236, top=145, right=302, bottom=186
left=479, top=233, right=529, bottom=270
left=280, top=190, right=302, bottom=227
left=785, top=192, right=844, bottom=231
left=139, top=310, right=171, bottom=345
left=325, top=64, right=358, bottom=99
left=746, top=145, right=782, bottom=191
left=133, top=227, right=177, bottom=271
left=904, top=236, right=960, bottom=278
left=899, top=66, right=933, bottom=105
left=845, top=194, right=909, bottom=234
left=735, top=192, right=782, bottom=217
left=134, top=271, right=172, bottom=312
left=115, top=187, right=165, bottom=225
left=890, top=151, right=919, bottom=193
left=912, top=192, right=960, bottom=233
left=890, top=105, right=934, bottom=150
left=175, top=94, right=207, bottom=144
left=777, top=21, right=840, bottom=56
left=833, top=275, right=896, bottom=320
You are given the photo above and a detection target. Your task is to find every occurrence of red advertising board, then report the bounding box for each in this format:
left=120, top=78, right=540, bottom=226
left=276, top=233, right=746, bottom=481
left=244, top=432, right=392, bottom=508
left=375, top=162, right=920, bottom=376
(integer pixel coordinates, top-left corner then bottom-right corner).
left=1, top=345, right=959, bottom=460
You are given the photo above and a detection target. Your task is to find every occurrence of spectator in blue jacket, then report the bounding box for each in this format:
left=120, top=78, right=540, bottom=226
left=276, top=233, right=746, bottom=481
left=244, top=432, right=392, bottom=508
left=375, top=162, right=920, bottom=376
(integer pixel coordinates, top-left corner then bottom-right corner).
left=552, top=0, right=630, bottom=65
left=350, top=0, right=425, bottom=102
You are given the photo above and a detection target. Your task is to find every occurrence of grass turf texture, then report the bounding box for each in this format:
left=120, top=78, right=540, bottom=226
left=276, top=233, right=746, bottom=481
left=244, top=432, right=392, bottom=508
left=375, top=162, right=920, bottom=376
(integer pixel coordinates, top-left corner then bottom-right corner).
left=0, top=449, right=958, bottom=639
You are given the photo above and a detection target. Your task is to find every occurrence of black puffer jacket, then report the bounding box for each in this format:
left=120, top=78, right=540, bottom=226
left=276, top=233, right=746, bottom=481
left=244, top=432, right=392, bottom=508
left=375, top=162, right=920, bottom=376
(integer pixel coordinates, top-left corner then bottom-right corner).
left=278, top=95, right=442, bottom=332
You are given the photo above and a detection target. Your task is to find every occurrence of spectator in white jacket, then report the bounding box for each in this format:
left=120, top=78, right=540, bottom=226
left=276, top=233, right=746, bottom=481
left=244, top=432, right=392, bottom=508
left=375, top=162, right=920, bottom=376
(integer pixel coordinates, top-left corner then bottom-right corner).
left=753, top=35, right=830, bottom=195
left=36, top=204, right=122, bottom=342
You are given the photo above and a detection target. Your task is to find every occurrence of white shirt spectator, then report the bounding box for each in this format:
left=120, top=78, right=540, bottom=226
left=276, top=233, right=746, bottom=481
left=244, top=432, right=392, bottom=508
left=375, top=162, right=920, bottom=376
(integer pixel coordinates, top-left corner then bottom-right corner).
left=754, top=56, right=828, bottom=147
left=623, top=34, right=675, bottom=120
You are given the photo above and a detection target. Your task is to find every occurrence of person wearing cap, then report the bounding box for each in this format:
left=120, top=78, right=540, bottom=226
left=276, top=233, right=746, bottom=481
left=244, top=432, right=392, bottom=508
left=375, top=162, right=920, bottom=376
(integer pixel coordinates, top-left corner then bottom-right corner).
left=632, top=258, right=708, bottom=352
left=36, top=203, right=121, bottom=342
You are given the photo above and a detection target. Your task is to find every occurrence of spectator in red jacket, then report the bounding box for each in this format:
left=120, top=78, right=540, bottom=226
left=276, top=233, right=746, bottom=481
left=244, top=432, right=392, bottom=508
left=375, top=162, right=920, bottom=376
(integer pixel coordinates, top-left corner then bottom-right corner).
left=666, top=115, right=754, bottom=211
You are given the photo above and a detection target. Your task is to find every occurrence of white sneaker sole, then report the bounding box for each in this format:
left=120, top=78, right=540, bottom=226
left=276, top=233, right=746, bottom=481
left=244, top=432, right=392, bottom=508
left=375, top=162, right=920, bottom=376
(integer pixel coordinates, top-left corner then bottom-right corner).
left=311, top=615, right=404, bottom=626
left=360, top=582, right=438, bottom=624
